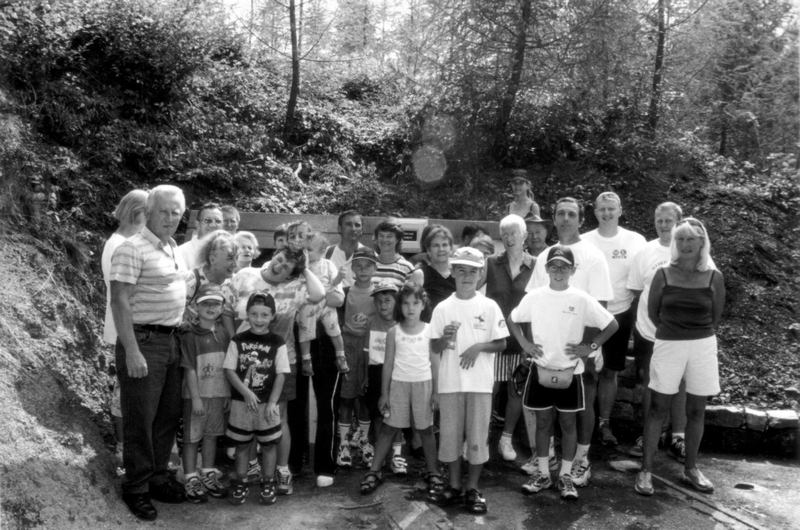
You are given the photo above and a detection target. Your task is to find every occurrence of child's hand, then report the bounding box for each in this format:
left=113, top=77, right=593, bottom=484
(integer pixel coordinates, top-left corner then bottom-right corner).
left=378, top=395, right=389, bottom=415
left=244, top=389, right=260, bottom=411
left=430, top=393, right=439, bottom=411
left=335, top=354, right=350, bottom=374
left=588, top=349, right=603, bottom=372
left=192, top=398, right=205, bottom=416
left=565, top=343, right=591, bottom=361
left=302, top=358, right=314, bottom=376
left=459, top=345, right=481, bottom=369
left=264, top=402, right=280, bottom=423
left=521, top=339, right=543, bottom=359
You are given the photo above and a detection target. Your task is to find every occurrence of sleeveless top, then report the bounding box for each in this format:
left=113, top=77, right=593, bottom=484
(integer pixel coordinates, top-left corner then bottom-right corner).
left=421, top=262, right=455, bottom=322
left=392, top=323, right=431, bottom=383
left=507, top=199, right=541, bottom=219
left=655, top=269, right=716, bottom=341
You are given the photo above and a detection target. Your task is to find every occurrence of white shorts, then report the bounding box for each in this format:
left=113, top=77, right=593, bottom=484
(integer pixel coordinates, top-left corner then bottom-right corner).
left=649, top=336, right=720, bottom=396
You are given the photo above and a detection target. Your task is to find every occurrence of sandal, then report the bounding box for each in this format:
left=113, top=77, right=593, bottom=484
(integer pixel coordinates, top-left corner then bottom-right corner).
left=360, top=471, right=383, bottom=495
left=464, top=488, right=487, bottom=514
left=425, top=472, right=446, bottom=496
left=430, top=485, right=463, bottom=506
left=390, top=454, right=407, bottom=475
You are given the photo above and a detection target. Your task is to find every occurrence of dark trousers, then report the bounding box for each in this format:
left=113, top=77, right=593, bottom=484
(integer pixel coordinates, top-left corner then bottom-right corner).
left=311, top=331, right=342, bottom=476
left=116, top=329, right=182, bottom=495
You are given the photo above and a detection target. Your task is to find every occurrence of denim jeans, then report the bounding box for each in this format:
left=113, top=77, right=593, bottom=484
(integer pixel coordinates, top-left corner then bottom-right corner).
left=116, top=329, right=182, bottom=495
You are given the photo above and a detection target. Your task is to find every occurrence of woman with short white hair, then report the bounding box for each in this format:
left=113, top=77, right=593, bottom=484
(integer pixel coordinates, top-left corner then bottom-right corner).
left=635, top=217, right=725, bottom=496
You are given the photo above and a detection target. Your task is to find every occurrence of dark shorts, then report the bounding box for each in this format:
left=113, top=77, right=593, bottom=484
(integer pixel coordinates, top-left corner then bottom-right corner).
left=632, top=328, right=655, bottom=382
left=279, top=363, right=298, bottom=402
left=364, top=364, right=383, bottom=420
left=523, top=366, right=586, bottom=413
left=602, top=307, right=635, bottom=372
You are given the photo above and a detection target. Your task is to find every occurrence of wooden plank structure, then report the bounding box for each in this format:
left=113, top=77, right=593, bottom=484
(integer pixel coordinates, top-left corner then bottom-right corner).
left=185, top=211, right=501, bottom=254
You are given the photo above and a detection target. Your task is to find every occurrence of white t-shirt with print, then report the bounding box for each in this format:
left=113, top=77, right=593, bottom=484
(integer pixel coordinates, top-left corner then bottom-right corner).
left=582, top=227, right=647, bottom=314
left=510, top=286, right=615, bottom=374
left=430, top=293, right=510, bottom=394
left=525, top=239, right=613, bottom=302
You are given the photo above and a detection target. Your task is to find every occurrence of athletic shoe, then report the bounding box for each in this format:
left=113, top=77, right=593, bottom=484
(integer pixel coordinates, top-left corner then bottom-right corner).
left=669, top=437, right=686, bottom=464
left=520, top=457, right=537, bottom=476
left=628, top=436, right=643, bottom=458
left=498, top=437, right=517, bottom=461
left=557, top=474, right=578, bottom=500
left=521, top=470, right=552, bottom=494
left=184, top=475, right=208, bottom=504
left=571, top=460, right=591, bottom=487
left=247, top=459, right=262, bottom=482
left=390, top=454, right=407, bottom=475
left=634, top=470, right=654, bottom=496
left=259, top=480, right=277, bottom=505
left=201, top=469, right=228, bottom=498
left=682, top=468, right=713, bottom=493
left=336, top=444, right=352, bottom=468
left=316, top=475, right=334, bottom=487
left=599, top=421, right=618, bottom=446
left=229, top=481, right=249, bottom=505
left=359, top=440, right=375, bottom=467
left=276, top=468, right=293, bottom=495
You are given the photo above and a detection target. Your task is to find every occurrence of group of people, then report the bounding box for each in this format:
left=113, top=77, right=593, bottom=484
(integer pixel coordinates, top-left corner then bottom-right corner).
left=102, top=173, right=725, bottom=521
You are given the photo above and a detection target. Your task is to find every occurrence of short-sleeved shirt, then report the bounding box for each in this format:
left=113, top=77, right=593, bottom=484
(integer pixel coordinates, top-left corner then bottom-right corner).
left=392, top=323, right=432, bottom=383
left=223, top=330, right=290, bottom=401
left=109, top=226, right=186, bottom=326
left=342, top=284, right=375, bottom=337
left=327, top=243, right=367, bottom=288
left=180, top=322, right=231, bottom=398
left=510, top=286, right=614, bottom=374
left=375, top=255, right=414, bottom=288
left=430, top=293, right=510, bottom=394
left=102, top=232, right=127, bottom=344
left=177, top=237, right=202, bottom=271
left=626, top=239, right=671, bottom=341
left=525, top=239, right=613, bottom=302
left=365, top=316, right=395, bottom=365
left=582, top=227, right=647, bottom=314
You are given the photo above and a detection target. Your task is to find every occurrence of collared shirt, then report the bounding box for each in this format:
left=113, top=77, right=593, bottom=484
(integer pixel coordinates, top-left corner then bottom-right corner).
left=110, top=226, right=187, bottom=326
left=485, top=250, right=535, bottom=318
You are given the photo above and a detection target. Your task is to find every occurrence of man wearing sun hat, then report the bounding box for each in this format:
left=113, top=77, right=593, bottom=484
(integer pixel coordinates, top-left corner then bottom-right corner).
left=524, top=213, right=551, bottom=256
left=429, top=247, right=509, bottom=514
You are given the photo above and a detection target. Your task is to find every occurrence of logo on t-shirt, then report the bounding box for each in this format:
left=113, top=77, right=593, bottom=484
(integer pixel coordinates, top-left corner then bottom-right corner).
left=473, top=313, right=487, bottom=330
left=563, top=306, right=577, bottom=315
left=612, top=249, right=628, bottom=260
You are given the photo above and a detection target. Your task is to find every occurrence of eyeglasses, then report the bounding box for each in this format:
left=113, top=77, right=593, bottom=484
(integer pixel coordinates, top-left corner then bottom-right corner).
left=201, top=218, right=223, bottom=225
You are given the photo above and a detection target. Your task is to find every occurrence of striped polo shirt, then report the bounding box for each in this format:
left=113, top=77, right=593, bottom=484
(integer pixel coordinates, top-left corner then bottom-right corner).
left=110, top=227, right=187, bottom=326
left=374, top=254, right=414, bottom=288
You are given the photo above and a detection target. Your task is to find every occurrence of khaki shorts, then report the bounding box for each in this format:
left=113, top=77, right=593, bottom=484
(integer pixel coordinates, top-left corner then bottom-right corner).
left=385, top=379, right=434, bottom=430
left=438, top=392, right=492, bottom=465
left=183, top=397, right=227, bottom=443
left=226, top=399, right=282, bottom=445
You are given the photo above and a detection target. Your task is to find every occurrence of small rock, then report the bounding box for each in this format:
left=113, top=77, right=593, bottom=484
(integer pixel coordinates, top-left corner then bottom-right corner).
left=785, top=386, right=800, bottom=399
left=788, top=323, right=800, bottom=339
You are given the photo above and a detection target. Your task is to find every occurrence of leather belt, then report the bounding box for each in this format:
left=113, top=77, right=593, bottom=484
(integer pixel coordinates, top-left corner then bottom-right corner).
left=133, top=324, right=178, bottom=335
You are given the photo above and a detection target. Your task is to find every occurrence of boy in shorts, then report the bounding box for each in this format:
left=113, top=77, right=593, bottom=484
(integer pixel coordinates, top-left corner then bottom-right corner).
left=429, top=247, right=509, bottom=514
left=508, top=246, right=618, bottom=500
left=336, top=247, right=378, bottom=468
left=224, top=292, right=290, bottom=506
left=180, top=284, right=232, bottom=503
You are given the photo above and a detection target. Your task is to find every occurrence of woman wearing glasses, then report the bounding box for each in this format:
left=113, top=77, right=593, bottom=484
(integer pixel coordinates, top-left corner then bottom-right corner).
left=635, top=218, right=725, bottom=496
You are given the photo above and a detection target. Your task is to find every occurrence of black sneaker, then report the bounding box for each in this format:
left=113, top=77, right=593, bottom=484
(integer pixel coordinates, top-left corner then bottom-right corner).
left=259, top=480, right=277, bottom=505
left=464, top=488, right=487, bottom=514
left=122, top=493, right=157, bottom=521
left=150, top=477, right=186, bottom=504
left=229, top=480, right=249, bottom=505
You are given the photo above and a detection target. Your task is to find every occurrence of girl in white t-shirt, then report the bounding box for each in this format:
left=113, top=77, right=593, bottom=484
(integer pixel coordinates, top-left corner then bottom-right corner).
left=360, top=283, right=444, bottom=497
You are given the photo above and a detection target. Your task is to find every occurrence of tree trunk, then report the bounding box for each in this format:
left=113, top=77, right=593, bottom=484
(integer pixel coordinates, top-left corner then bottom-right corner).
left=492, top=0, right=533, bottom=161
left=647, top=0, right=667, bottom=134
left=285, top=0, right=300, bottom=132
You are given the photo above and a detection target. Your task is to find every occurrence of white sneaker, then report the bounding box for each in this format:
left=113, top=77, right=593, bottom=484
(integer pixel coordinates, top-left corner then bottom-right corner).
left=316, top=474, right=334, bottom=487
left=571, top=460, right=591, bottom=487
left=520, top=457, right=537, bottom=476
left=498, top=437, right=517, bottom=461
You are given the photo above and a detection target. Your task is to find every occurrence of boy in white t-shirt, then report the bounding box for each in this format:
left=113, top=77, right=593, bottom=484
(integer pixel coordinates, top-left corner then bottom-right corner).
left=429, top=247, right=509, bottom=515
left=508, top=246, right=618, bottom=500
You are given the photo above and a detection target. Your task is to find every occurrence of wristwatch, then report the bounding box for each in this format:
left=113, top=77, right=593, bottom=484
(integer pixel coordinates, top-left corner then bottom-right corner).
left=589, top=342, right=599, bottom=351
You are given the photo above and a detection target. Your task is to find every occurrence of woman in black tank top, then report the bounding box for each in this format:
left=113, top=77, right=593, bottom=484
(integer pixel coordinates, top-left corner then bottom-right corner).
left=636, top=218, right=725, bottom=497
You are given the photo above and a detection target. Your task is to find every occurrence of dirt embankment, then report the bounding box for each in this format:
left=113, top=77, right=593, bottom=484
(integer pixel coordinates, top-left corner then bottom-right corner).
left=0, top=233, right=126, bottom=528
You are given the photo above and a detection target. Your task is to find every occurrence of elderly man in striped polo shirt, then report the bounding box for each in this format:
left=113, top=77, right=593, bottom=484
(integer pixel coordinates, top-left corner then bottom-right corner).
left=110, top=184, right=188, bottom=521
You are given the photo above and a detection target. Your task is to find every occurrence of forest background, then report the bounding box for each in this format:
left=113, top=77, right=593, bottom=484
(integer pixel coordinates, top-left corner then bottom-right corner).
left=0, top=0, right=798, bottom=526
